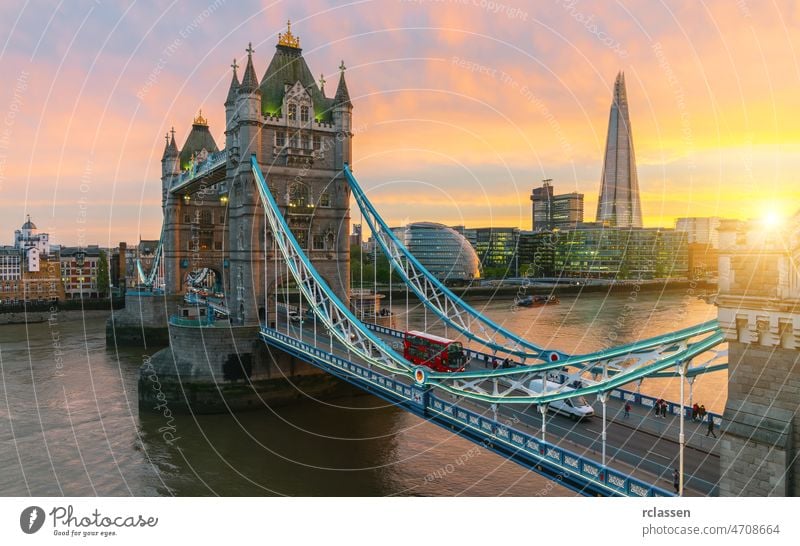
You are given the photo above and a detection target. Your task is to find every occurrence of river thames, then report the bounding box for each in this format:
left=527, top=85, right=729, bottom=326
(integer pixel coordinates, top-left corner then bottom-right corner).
left=0, top=289, right=721, bottom=496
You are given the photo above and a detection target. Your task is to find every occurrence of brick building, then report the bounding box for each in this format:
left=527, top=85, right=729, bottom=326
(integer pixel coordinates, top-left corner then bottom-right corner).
left=59, top=246, right=106, bottom=299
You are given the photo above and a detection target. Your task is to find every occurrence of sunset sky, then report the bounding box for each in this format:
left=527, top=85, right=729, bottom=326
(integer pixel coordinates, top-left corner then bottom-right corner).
left=0, top=0, right=798, bottom=245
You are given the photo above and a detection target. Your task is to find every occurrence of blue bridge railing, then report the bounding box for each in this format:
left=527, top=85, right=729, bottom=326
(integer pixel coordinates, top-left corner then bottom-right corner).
left=260, top=326, right=674, bottom=497
left=366, top=322, right=723, bottom=429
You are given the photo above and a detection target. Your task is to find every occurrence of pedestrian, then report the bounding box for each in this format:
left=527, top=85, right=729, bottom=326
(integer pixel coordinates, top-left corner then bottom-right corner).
left=706, top=416, right=717, bottom=438
left=660, top=400, right=668, bottom=418
left=672, top=468, right=680, bottom=494
left=691, top=403, right=699, bottom=421
left=624, top=402, right=631, bottom=418
left=492, top=359, right=498, bottom=370
left=654, top=399, right=662, bottom=418
left=502, top=357, right=511, bottom=369
left=699, top=404, right=706, bottom=420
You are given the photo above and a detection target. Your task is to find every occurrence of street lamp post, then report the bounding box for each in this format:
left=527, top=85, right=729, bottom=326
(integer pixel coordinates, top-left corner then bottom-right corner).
left=598, top=392, right=608, bottom=466
left=601, top=361, right=609, bottom=467
left=678, top=361, right=686, bottom=496
left=539, top=404, right=548, bottom=444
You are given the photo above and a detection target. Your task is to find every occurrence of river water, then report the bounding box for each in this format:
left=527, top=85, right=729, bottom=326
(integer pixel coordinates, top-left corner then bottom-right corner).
left=0, top=289, right=721, bottom=496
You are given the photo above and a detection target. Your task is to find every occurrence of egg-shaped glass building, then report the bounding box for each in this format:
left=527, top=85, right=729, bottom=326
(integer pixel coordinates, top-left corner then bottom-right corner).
left=394, top=222, right=480, bottom=285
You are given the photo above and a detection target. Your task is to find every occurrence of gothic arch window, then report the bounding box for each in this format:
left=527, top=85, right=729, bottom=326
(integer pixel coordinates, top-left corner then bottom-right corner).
left=300, top=105, right=309, bottom=122
left=288, top=103, right=297, bottom=121
left=325, top=231, right=335, bottom=250
left=295, top=231, right=308, bottom=249
left=288, top=182, right=309, bottom=207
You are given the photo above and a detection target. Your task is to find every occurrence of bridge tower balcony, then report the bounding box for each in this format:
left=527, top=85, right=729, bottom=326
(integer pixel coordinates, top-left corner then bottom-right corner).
left=273, top=145, right=324, bottom=167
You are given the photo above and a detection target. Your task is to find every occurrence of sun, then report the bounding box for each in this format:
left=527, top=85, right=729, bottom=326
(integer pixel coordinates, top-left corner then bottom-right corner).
left=762, top=210, right=782, bottom=229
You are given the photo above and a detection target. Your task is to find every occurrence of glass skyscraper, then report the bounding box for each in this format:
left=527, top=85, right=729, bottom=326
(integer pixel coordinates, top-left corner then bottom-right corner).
left=596, top=72, right=643, bottom=228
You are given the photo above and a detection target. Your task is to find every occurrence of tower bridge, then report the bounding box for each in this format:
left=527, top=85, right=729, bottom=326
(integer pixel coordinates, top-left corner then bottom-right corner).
left=109, top=22, right=800, bottom=497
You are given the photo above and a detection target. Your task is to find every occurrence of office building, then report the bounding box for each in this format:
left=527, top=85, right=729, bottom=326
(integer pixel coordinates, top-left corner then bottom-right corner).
left=675, top=217, right=722, bottom=248
left=518, top=225, right=687, bottom=280
left=530, top=179, right=584, bottom=230
left=350, top=224, right=362, bottom=250
left=474, top=227, right=520, bottom=276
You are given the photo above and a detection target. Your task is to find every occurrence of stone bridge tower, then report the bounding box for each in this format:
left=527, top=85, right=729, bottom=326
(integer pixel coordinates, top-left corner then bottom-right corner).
left=132, top=23, right=355, bottom=411
left=227, top=23, right=353, bottom=325
left=716, top=214, right=800, bottom=496
left=161, top=112, right=229, bottom=295
left=157, top=22, right=352, bottom=326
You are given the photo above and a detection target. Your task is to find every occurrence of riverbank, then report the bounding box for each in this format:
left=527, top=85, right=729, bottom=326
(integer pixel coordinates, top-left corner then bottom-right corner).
left=0, top=297, right=123, bottom=325
left=373, top=279, right=715, bottom=301
left=0, top=308, right=112, bottom=325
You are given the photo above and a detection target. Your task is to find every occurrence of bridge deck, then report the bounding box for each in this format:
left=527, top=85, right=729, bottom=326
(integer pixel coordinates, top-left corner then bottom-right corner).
left=268, top=316, right=718, bottom=496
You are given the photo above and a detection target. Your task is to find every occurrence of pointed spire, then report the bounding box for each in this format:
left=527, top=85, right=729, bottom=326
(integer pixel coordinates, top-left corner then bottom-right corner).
left=334, top=61, right=351, bottom=107
left=166, top=126, right=178, bottom=157
left=319, top=73, right=326, bottom=97
left=613, top=71, right=627, bottom=107
left=239, top=42, right=259, bottom=92
left=226, top=58, right=240, bottom=105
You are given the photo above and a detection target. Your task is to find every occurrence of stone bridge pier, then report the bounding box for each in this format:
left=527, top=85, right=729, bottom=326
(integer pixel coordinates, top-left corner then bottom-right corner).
left=106, top=292, right=183, bottom=347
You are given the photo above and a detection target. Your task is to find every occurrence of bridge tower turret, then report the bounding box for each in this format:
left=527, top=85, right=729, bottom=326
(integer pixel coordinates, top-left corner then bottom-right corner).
left=330, top=61, right=354, bottom=304
left=161, top=128, right=179, bottom=208
left=228, top=43, right=265, bottom=325
left=332, top=61, right=353, bottom=169
left=235, top=43, right=262, bottom=160
left=161, top=127, right=183, bottom=294
left=224, top=57, right=240, bottom=158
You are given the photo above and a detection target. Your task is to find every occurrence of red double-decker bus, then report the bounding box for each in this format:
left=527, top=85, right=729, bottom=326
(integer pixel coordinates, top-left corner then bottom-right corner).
left=403, top=330, right=466, bottom=373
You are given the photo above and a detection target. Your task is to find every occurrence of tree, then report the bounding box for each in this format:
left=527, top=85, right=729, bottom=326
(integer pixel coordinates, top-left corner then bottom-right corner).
left=351, top=245, right=402, bottom=285
left=481, top=265, right=512, bottom=280
left=97, top=250, right=110, bottom=298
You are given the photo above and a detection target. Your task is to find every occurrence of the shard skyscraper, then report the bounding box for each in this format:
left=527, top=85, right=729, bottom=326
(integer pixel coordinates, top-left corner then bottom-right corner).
left=596, top=72, right=643, bottom=228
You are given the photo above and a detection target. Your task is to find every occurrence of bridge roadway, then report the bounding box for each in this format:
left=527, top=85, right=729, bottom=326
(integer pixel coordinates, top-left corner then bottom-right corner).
left=271, top=316, right=719, bottom=496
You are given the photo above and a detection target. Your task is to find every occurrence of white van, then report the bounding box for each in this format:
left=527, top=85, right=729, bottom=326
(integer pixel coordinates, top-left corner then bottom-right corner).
left=529, top=379, right=594, bottom=421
